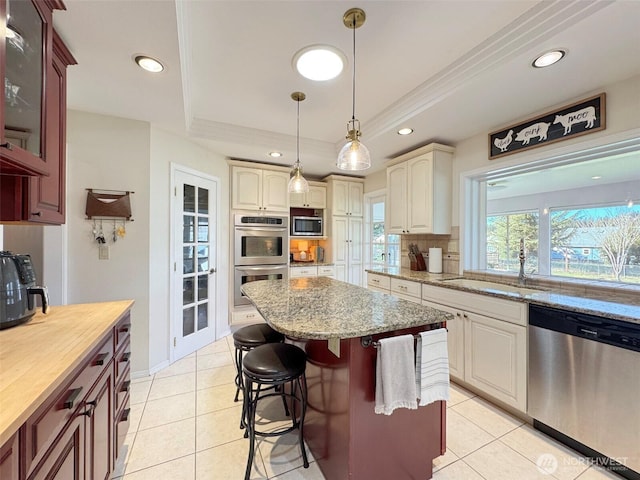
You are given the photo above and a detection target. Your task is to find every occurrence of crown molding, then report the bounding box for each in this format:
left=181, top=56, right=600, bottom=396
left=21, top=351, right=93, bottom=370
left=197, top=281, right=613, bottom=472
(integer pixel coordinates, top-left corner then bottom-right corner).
left=357, top=0, right=614, bottom=144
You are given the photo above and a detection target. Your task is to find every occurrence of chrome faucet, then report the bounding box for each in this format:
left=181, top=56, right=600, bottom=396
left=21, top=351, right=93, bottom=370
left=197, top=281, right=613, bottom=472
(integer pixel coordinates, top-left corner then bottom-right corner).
left=518, top=238, right=526, bottom=285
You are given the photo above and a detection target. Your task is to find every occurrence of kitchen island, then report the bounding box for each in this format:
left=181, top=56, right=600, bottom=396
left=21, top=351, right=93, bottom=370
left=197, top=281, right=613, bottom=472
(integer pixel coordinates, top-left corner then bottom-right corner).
left=241, top=277, right=452, bottom=480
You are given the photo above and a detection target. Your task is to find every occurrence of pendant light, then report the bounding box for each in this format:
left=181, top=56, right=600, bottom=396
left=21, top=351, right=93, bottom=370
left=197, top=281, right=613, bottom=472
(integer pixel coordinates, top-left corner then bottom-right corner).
left=337, top=7, right=371, bottom=171
left=288, top=92, right=310, bottom=194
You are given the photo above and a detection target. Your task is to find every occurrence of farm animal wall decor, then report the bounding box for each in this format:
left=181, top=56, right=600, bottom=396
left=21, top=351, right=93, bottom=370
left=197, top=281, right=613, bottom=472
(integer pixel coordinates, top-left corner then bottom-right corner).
left=488, top=93, right=605, bottom=160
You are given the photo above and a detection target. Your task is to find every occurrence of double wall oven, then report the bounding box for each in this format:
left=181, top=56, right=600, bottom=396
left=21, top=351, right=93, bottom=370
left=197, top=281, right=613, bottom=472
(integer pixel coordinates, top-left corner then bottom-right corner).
left=234, top=214, right=288, bottom=306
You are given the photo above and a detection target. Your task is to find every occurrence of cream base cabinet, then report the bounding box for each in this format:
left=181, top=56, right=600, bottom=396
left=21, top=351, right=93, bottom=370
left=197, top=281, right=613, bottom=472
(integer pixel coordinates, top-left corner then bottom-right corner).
left=464, top=312, right=527, bottom=412
left=332, top=216, right=363, bottom=285
left=422, top=284, right=527, bottom=412
left=386, top=143, right=454, bottom=234
left=422, top=300, right=464, bottom=381
left=231, top=165, right=289, bottom=212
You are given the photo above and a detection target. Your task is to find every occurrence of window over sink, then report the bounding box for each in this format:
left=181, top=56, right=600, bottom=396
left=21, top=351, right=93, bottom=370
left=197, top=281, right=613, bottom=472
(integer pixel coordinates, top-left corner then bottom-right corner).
left=468, top=141, right=640, bottom=285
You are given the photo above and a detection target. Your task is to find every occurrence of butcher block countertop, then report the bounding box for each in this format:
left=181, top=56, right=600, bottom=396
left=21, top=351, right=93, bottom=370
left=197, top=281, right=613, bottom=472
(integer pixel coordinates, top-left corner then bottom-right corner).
left=0, top=300, right=134, bottom=446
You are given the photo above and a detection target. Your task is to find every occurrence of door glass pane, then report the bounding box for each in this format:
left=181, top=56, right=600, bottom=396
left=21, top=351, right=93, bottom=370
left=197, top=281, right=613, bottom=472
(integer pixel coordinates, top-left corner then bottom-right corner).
left=5, top=0, right=43, bottom=156
left=197, top=246, right=209, bottom=272
left=183, top=246, right=194, bottom=274
left=183, top=215, right=195, bottom=243
left=197, top=304, right=208, bottom=330
left=197, top=217, right=209, bottom=242
left=183, top=278, right=194, bottom=305
left=183, top=307, right=195, bottom=336
left=198, top=275, right=208, bottom=300
left=184, top=185, right=195, bottom=212
left=198, top=188, right=209, bottom=214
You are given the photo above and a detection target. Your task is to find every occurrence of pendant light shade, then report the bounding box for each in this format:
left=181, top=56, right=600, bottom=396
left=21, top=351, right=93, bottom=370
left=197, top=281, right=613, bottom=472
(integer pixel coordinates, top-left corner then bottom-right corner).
left=288, top=92, right=309, bottom=194
left=337, top=7, right=370, bottom=171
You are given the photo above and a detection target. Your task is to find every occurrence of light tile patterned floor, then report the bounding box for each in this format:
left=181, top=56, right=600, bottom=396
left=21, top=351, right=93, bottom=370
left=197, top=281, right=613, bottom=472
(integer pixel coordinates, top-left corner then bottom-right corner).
left=113, top=336, right=625, bottom=480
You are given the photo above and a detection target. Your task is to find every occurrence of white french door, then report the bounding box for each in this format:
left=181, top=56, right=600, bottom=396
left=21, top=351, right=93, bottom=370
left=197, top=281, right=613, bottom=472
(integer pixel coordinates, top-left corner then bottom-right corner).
left=172, top=167, right=218, bottom=361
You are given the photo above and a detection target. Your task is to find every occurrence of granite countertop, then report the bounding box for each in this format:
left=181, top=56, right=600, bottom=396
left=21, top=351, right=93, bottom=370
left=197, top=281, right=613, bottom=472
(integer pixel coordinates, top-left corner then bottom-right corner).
left=241, top=277, right=452, bottom=339
left=289, top=261, right=335, bottom=267
left=366, top=267, right=640, bottom=324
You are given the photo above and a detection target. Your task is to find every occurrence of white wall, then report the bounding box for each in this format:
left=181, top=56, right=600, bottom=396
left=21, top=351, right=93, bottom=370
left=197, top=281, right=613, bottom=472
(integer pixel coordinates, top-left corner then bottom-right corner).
left=66, top=110, right=151, bottom=374
left=148, top=127, right=230, bottom=372
left=451, top=75, right=640, bottom=226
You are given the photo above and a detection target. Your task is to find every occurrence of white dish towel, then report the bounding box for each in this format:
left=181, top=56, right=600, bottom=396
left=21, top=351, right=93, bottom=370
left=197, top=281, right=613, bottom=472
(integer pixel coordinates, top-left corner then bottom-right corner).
left=415, top=328, right=450, bottom=406
left=374, top=334, right=417, bottom=415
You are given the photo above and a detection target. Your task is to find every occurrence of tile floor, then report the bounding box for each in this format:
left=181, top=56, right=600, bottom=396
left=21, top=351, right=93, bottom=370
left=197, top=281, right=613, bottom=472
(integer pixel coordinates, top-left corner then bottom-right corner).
left=114, top=336, right=625, bottom=480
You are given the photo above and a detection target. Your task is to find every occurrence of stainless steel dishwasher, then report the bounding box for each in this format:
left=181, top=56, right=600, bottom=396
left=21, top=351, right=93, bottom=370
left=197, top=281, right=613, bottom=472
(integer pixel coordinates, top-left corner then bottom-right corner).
left=528, top=304, right=640, bottom=479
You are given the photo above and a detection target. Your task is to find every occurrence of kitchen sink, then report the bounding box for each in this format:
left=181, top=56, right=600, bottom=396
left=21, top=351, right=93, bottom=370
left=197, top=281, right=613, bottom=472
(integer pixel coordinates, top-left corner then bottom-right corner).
left=440, top=278, right=545, bottom=296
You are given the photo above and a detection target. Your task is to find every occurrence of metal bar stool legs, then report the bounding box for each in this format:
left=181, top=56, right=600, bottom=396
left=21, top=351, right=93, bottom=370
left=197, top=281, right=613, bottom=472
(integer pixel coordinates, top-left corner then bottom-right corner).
left=242, top=343, right=309, bottom=480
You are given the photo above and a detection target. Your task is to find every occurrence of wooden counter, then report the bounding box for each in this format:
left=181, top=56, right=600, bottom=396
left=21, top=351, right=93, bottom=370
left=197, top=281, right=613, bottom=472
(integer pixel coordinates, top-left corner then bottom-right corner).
left=0, top=300, right=134, bottom=446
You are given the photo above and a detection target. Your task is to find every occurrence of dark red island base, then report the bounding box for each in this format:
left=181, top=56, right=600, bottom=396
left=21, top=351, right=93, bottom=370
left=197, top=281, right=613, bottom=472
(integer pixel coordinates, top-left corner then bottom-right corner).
left=293, top=324, right=446, bottom=480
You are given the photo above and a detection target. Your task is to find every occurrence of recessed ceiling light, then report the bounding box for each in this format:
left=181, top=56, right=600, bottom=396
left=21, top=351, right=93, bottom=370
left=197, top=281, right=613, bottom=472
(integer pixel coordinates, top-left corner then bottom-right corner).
left=134, top=55, right=164, bottom=73
left=397, top=128, right=413, bottom=135
left=532, top=49, right=566, bottom=68
left=293, top=45, right=345, bottom=81
left=268, top=152, right=282, bottom=158
left=591, top=175, right=602, bottom=180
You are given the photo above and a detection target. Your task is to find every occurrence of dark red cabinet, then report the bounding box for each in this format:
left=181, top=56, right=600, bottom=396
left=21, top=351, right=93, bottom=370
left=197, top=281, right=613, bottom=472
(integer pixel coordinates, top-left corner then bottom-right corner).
left=1, top=0, right=76, bottom=224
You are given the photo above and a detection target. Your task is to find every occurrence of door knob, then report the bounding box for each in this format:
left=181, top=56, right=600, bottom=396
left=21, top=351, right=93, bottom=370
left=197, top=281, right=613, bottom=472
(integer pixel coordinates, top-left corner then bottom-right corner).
left=209, top=268, right=216, bottom=274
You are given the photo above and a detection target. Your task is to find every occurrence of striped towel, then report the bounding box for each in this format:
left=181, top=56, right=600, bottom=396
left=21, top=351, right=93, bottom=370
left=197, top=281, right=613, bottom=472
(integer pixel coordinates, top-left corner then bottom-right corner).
left=374, top=335, right=418, bottom=415
left=415, top=328, right=450, bottom=406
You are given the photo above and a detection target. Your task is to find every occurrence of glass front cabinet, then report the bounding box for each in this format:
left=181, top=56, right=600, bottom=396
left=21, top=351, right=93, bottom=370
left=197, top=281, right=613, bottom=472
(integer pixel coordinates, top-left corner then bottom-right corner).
left=1, top=0, right=76, bottom=224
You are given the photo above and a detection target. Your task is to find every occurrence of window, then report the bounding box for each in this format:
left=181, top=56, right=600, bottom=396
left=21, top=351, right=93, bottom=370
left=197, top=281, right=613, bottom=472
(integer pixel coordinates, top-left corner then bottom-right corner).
left=367, top=193, right=400, bottom=267
left=473, top=146, right=640, bottom=285
left=486, top=211, right=539, bottom=273
left=550, top=205, right=640, bottom=283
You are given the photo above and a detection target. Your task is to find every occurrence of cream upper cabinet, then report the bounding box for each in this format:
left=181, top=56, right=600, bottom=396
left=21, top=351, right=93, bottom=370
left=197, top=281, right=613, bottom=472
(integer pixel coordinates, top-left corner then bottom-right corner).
left=290, top=183, right=326, bottom=208
left=326, top=178, right=364, bottom=216
left=386, top=143, right=454, bottom=234
left=231, top=166, right=289, bottom=212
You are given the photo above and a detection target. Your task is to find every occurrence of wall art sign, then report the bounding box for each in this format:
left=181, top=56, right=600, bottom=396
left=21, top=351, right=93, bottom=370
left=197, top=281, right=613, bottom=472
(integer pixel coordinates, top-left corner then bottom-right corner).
left=489, top=93, right=605, bottom=160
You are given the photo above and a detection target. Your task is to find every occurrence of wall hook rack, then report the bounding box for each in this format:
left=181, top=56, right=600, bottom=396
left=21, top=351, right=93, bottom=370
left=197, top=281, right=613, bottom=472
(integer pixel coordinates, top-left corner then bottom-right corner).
left=85, top=188, right=134, bottom=221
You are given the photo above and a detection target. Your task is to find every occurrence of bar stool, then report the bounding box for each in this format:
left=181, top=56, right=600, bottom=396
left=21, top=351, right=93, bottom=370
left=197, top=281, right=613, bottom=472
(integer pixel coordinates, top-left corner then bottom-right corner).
left=242, top=343, right=309, bottom=480
left=233, top=324, right=285, bottom=400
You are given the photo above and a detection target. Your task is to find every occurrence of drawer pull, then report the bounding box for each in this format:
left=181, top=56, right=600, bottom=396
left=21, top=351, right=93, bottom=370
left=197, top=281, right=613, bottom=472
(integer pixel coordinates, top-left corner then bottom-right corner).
left=120, top=380, right=131, bottom=393
left=63, top=387, right=83, bottom=410
left=121, top=352, right=131, bottom=362
left=119, top=325, right=131, bottom=333
left=121, top=408, right=131, bottom=422
left=95, top=352, right=109, bottom=365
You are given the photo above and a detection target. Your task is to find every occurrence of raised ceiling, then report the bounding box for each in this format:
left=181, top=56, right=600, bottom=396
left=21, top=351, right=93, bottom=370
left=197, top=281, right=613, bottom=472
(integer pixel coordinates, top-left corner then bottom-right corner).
left=53, top=1, right=640, bottom=178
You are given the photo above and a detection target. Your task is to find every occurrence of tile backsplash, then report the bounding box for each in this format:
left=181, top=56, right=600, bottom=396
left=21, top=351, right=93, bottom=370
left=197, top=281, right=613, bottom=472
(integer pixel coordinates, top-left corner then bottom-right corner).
left=400, top=227, right=460, bottom=273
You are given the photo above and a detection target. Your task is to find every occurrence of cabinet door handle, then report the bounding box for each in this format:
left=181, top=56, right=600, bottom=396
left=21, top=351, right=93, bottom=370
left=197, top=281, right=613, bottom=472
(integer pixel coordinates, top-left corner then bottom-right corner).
left=121, top=408, right=131, bottom=422
left=95, top=352, right=109, bottom=365
left=463, top=313, right=468, bottom=318
left=121, top=352, right=131, bottom=362
left=82, top=400, right=97, bottom=417
left=0, top=142, right=13, bottom=150
left=63, top=387, right=83, bottom=410
left=31, top=212, right=42, bottom=217
left=121, top=380, right=131, bottom=393
left=119, top=325, right=131, bottom=333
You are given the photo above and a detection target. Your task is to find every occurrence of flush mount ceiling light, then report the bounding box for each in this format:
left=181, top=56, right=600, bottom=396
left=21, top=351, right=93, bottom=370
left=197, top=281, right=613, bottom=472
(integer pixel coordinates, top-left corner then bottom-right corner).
left=134, top=55, right=164, bottom=73
left=337, top=7, right=371, bottom=171
left=397, top=128, right=413, bottom=135
left=294, top=45, right=345, bottom=81
left=268, top=151, right=282, bottom=158
left=288, top=92, right=310, bottom=194
left=532, top=49, right=566, bottom=68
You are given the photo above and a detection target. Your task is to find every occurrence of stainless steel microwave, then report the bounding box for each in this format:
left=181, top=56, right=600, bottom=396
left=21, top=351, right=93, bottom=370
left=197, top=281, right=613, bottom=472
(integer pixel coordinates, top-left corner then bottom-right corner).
left=291, top=216, right=323, bottom=237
